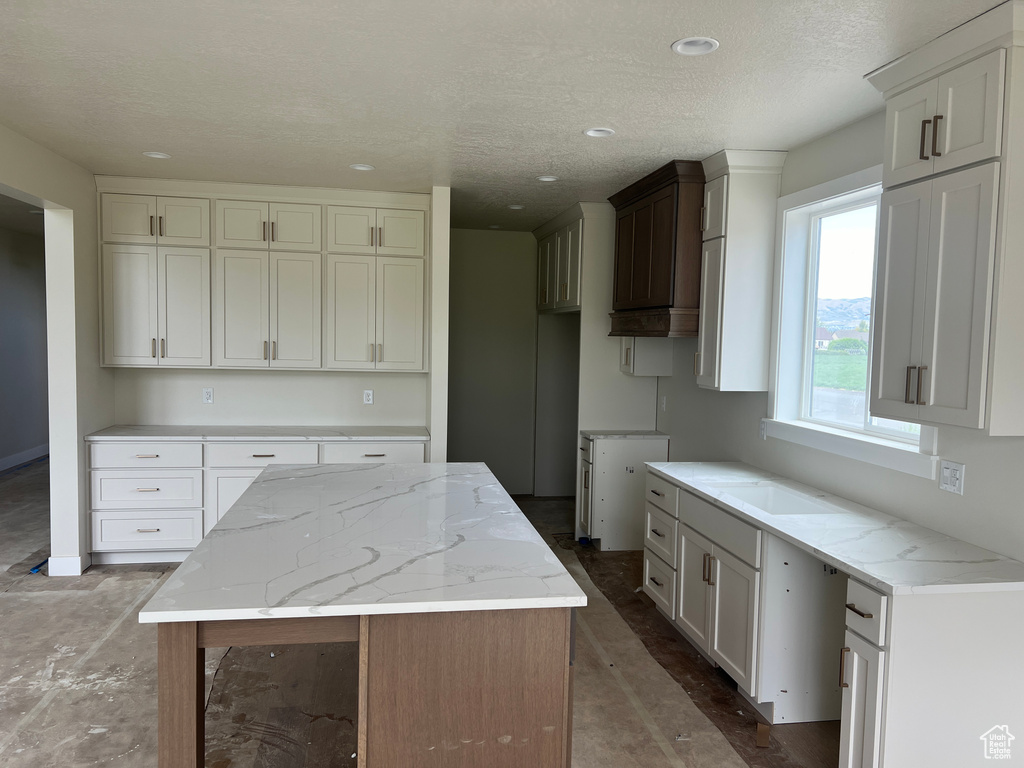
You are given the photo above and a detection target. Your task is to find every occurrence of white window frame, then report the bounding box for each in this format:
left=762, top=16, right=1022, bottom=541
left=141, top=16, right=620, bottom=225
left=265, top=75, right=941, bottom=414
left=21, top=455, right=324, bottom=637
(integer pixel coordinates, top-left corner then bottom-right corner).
left=765, top=166, right=939, bottom=480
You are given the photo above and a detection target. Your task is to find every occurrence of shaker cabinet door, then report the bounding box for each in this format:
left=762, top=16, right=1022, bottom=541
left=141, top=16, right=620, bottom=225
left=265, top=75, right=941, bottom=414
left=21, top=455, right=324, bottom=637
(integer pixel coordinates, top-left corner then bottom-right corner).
left=156, top=197, right=210, bottom=247
left=214, top=250, right=269, bottom=367
left=269, top=203, right=321, bottom=252
left=838, top=631, right=885, bottom=768
left=216, top=200, right=269, bottom=249
left=102, top=194, right=157, bottom=244
left=933, top=49, right=1004, bottom=176
left=675, top=525, right=712, bottom=651
left=103, top=244, right=159, bottom=366
left=158, top=247, right=210, bottom=366
left=708, top=546, right=759, bottom=697
left=883, top=80, right=938, bottom=187
left=377, top=208, right=425, bottom=257
left=270, top=251, right=321, bottom=368
left=324, top=254, right=376, bottom=369
left=375, top=258, right=424, bottom=370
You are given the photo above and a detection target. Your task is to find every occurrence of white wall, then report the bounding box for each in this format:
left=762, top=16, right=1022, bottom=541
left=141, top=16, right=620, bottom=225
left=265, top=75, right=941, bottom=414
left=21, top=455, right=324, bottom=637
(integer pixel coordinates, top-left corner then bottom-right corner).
left=447, top=229, right=537, bottom=494
left=0, top=227, right=48, bottom=470
left=657, top=111, right=1024, bottom=563
left=0, top=121, right=111, bottom=575
left=535, top=312, right=581, bottom=496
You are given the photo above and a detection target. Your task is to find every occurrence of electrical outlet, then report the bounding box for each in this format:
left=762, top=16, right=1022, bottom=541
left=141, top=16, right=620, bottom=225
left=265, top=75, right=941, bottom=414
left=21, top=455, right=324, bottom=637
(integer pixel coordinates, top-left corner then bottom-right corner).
left=939, top=460, right=965, bottom=495
left=363, top=389, right=374, bottom=405
left=660, top=395, right=667, bottom=412
left=760, top=419, right=767, bottom=440
left=202, top=387, right=214, bottom=404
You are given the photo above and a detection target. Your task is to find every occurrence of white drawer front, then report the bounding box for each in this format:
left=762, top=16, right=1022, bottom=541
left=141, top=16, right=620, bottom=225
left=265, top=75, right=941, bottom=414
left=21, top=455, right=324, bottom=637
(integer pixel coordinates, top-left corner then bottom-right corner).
left=643, top=549, right=677, bottom=620
left=91, top=510, right=202, bottom=551
left=91, top=470, right=202, bottom=510
left=90, top=442, right=202, bottom=469
left=646, top=472, right=678, bottom=516
left=678, top=489, right=761, bottom=568
left=206, top=442, right=319, bottom=467
left=579, top=437, right=592, bottom=463
left=846, top=579, right=888, bottom=646
left=320, top=442, right=425, bottom=464
left=645, top=503, right=678, bottom=567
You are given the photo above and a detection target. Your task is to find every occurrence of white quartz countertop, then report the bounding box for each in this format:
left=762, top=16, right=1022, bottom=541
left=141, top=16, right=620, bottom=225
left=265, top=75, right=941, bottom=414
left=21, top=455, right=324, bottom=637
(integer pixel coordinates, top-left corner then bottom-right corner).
left=648, top=462, right=1024, bottom=596
left=86, top=425, right=430, bottom=442
left=580, top=430, right=668, bottom=440
left=139, top=462, right=586, bottom=623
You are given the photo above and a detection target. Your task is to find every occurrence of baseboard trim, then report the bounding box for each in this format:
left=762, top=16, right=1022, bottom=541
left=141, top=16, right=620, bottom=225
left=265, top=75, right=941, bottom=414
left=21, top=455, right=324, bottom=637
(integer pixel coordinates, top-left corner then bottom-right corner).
left=47, top=553, right=91, bottom=577
left=0, top=444, right=49, bottom=474
left=91, top=550, right=189, bottom=565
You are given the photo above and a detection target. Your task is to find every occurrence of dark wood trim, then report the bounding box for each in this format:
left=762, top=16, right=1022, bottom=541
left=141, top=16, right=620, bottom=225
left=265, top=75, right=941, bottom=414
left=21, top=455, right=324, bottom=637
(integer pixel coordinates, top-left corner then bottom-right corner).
left=609, top=308, right=699, bottom=337
left=196, top=615, right=359, bottom=648
left=357, top=615, right=369, bottom=768
left=158, top=622, right=203, bottom=768
left=608, top=160, right=706, bottom=209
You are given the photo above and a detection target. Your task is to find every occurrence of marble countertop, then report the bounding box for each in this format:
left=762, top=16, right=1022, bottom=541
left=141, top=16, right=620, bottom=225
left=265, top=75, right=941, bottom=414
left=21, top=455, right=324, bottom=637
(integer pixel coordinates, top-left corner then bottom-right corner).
left=139, top=462, right=586, bottom=623
left=580, top=430, right=668, bottom=440
left=648, top=462, right=1024, bottom=596
left=87, top=425, right=430, bottom=442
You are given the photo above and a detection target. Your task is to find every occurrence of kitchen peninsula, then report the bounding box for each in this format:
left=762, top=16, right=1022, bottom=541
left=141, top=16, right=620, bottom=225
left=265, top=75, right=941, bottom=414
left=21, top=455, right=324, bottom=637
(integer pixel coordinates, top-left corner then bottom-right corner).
left=139, top=461, right=585, bottom=768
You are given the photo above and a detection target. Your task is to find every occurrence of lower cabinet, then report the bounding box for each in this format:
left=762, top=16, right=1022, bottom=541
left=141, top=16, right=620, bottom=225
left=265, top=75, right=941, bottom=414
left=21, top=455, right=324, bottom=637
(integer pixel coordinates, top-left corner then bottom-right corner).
left=578, top=458, right=592, bottom=538
left=839, top=630, right=885, bottom=768
left=204, top=468, right=263, bottom=534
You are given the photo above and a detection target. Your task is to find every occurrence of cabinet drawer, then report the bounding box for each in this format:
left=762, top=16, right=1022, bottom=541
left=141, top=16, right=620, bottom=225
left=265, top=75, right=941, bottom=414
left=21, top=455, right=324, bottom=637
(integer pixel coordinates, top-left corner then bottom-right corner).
left=579, top=437, right=592, bottom=463
left=206, top=442, right=319, bottom=467
left=645, top=503, right=678, bottom=567
left=845, top=579, right=888, bottom=646
left=91, top=470, right=203, bottom=510
left=646, top=472, right=677, bottom=516
left=90, top=442, right=202, bottom=469
left=320, top=442, right=425, bottom=464
left=678, top=490, right=761, bottom=568
left=91, top=510, right=202, bottom=551
left=643, top=549, right=676, bottom=620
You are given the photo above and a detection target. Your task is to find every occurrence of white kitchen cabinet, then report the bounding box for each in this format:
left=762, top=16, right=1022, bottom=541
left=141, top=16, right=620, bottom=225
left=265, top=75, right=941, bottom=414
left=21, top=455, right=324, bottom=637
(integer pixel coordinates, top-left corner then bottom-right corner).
left=537, top=231, right=557, bottom=309
left=838, top=630, right=885, bottom=768
left=619, top=336, right=673, bottom=376
left=215, top=200, right=321, bottom=251
left=708, top=546, right=759, bottom=695
left=675, top=524, right=712, bottom=648
left=270, top=203, right=322, bottom=252
left=536, top=218, right=583, bottom=312
left=377, top=257, right=424, bottom=370
left=270, top=251, right=321, bottom=368
left=326, top=205, right=424, bottom=257
left=102, top=194, right=210, bottom=247
left=883, top=49, right=1004, bottom=188
left=578, top=458, right=592, bottom=537
left=695, top=150, right=785, bottom=391
left=871, top=162, right=998, bottom=428
left=203, top=468, right=263, bottom=534
left=103, top=244, right=210, bottom=367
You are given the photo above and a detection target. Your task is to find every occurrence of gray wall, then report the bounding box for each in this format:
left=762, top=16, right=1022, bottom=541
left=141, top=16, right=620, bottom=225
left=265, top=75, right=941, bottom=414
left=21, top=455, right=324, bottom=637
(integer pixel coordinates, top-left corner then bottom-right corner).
left=0, top=226, right=48, bottom=470
left=534, top=312, right=580, bottom=496
left=657, top=110, right=1024, bottom=563
left=447, top=229, right=537, bottom=494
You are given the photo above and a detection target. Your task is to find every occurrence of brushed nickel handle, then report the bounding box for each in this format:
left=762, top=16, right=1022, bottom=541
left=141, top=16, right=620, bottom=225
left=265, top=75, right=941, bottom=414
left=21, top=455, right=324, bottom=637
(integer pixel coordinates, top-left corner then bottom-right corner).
left=263, top=341, right=268, bottom=360
left=150, top=215, right=155, bottom=236
left=160, top=338, right=166, bottom=358
left=707, top=556, right=715, bottom=586
left=932, top=115, right=943, bottom=157
left=650, top=528, right=665, bottom=538
left=272, top=340, right=277, bottom=360
left=271, top=221, right=276, bottom=242
left=702, top=552, right=710, bottom=582
left=919, top=119, right=932, bottom=161
left=905, top=365, right=915, bottom=404
left=370, top=343, right=376, bottom=363
left=583, top=469, right=589, bottom=490
left=378, top=227, right=383, bottom=247
left=839, top=647, right=851, bottom=688
left=252, top=454, right=276, bottom=458
left=370, top=227, right=375, bottom=247
left=700, top=206, right=707, bottom=232
left=845, top=603, right=874, bottom=619
left=151, top=338, right=156, bottom=358
left=262, top=221, right=267, bottom=242
left=136, top=488, right=160, bottom=492
left=377, top=343, right=383, bottom=362
left=917, top=365, right=928, bottom=405
left=650, top=489, right=664, bottom=497
left=136, top=528, right=161, bottom=533
left=135, top=454, right=159, bottom=458
left=625, top=346, right=631, bottom=367
left=159, top=215, right=164, bottom=237
left=648, top=576, right=664, bottom=588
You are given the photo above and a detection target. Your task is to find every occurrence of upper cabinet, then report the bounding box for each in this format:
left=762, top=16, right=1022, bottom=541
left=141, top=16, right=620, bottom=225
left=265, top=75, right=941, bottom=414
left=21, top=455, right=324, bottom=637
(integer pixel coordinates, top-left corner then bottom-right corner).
left=102, top=194, right=209, bottom=247
left=694, top=150, right=786, bottom=392
left=883, top=49, right=1005, bottom=188
left=537, top=231, right=557, bottom=310
left=536, top=218, right=583, bottom=313
left=326, top=206, right=425, bottom=257
left=215, top=200, right=322, bottom=252
left=607, top=161, right=705, bottom=336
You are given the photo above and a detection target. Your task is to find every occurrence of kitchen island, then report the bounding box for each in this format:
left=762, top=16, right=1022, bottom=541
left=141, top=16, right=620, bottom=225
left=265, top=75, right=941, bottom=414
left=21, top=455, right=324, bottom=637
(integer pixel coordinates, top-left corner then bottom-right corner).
left=139, top=462, right=587, bottom=768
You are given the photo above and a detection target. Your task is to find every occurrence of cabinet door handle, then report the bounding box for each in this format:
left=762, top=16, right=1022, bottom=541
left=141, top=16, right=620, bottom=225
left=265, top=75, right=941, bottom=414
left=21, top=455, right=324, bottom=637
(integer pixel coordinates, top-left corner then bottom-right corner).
left=363, top=453, right=386, bottom=457
left=648, top=576, right=664, bottom=588
left=839, top=647, right=851, bottom=688
left=272, top=340, right=277, bottom=360
left=919, top=118, right=932, bottom=161
left=136, top=488, right=160, bottom=492
left=378, top=227, right=383, bottom=248
left=905, top=365, right=915, bottom=404
left=159, top=215, right=164, bottom=237
left=150, top=215, right=155, bottom=236
left=370, top=343, right=376, bottom=363
left=151, top=338, right=156, bottom=358
left=252, top=454, right=276, bottom=458
left=370, top=227, right=375, bottom=247
left=649, top=489, right=664, bottom=497
left=135, top=454, right=159, bottom=458
left=707, top=556, right=715, bottom=586
left=583, top=469, right=589, bottom=490
left=650, top=528, right=664, bottom=538
left=916, top=365, right=928, bottom=405
left=377, top=343, right=383, bottom=363
left=702, top=552, right=710, bottom=583
left=136, top=528, right=161, bottom=533
left=263, top=221, right=268, bottom=242
left=700, top=206, right=707, bottom=232
left=845, top=603, right=874, bottom=619
left=160, top=338, right=165, bottom=358
left=263, top=341, right=268, bottom=360
left=625, top=347, right=631, bottom=367
left=694, top=352, right=701, bottom=376
left=931, top=114, right=943, bottom=157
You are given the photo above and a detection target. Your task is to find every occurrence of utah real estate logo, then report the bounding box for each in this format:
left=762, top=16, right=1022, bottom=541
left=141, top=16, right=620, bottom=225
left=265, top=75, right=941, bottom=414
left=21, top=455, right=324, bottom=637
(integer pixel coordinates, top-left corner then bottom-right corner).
left=980, top=725, right=1015, bottom=760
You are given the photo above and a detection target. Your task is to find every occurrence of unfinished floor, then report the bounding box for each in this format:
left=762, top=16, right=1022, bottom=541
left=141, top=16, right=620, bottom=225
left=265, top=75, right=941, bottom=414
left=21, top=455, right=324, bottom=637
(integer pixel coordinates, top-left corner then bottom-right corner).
left=0, top=461, right=837, bottom=767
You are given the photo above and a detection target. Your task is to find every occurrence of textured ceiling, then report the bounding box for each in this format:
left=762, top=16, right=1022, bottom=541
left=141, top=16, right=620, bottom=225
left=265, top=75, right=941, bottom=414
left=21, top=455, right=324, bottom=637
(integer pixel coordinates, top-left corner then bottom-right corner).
left=2, top=0, right=1003, bottom=230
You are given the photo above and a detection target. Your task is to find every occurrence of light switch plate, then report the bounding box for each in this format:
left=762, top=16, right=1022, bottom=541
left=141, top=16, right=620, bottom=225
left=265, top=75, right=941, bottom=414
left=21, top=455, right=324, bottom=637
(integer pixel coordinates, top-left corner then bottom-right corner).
left=202, top=387, right=214, bottom=404
left=939, top=460, right=965, bottom=495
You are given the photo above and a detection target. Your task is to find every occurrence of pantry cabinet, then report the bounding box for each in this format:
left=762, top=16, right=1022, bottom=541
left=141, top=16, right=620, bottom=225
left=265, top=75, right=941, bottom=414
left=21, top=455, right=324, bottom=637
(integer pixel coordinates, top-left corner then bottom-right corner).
left=326, top=205, right=425, bottom=257
left=102, top=194, right=210, bottom=247
left=215, top=200, right=322, bottom=252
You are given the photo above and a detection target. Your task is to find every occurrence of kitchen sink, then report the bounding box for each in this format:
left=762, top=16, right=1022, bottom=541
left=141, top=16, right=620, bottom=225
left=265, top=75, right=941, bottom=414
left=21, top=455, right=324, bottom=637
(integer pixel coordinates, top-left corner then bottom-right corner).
left=716, top=484, right=831, bottom=516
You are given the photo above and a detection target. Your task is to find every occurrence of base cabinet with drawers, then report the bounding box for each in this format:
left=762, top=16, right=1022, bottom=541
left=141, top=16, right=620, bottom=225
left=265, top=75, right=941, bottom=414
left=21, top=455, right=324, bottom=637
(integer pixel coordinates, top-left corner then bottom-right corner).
left=87, top=428, right=429, bottom=563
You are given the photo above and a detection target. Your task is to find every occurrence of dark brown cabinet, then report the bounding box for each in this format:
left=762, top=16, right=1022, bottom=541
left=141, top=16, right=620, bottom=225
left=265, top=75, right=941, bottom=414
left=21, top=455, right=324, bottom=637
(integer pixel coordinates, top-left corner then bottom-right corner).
left=609, top=160, right=705, bottom=337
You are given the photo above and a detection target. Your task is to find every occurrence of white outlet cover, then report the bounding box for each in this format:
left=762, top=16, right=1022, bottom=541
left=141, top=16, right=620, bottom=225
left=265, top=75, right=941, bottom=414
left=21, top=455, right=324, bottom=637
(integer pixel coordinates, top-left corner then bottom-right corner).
left=939, top=459, right=965, bottom=495
left=202, top=387, right=214, bottom=404
left=363, top=390, right=373, bottom=405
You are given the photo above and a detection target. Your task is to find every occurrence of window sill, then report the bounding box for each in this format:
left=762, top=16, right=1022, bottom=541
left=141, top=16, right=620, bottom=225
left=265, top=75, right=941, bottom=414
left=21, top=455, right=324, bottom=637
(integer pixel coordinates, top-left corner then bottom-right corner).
left=762, top=419, right=939, bottom=480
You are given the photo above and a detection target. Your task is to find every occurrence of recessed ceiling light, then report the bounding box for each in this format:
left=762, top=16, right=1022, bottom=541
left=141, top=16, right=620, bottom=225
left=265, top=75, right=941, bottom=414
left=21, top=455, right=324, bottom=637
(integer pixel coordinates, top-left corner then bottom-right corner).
left=508, top=204, right=525, bottom=210
left=537, top=175, right=559, bottom=182
left=671, top=37, right=720, bottom=56
left=489, top=224, right=501, bottom=229
left=584, top=128, right=615, bottom=138
left=350, top=163, right=375, bottom=171
left=142, top=151, right=171, bottom=159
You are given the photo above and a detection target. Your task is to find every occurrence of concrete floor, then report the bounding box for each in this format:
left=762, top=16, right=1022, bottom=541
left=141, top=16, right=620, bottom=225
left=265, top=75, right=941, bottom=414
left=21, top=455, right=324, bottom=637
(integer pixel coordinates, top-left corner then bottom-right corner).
left=0, top=460, right=770, bottom=767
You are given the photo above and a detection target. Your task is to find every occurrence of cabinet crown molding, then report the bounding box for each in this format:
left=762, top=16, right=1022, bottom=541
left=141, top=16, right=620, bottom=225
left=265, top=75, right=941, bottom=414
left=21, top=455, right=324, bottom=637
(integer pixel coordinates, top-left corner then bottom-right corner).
left=607, top=160, right=705, bottom=210
left=701, top=150, right=787, bottom=182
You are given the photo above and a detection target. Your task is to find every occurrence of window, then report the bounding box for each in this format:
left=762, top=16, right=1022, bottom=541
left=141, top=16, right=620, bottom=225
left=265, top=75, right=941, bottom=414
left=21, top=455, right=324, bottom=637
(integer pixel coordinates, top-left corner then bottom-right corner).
left=768, top=167, right=937, bottom=479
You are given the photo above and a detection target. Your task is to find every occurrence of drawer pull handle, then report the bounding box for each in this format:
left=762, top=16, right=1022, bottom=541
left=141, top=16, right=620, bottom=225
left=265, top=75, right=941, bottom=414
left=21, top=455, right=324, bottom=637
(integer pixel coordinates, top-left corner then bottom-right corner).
left=650, top=528, right=665, bottom=538
left=839, top=646, right=851, bottom=688
left=135, top=454, right=160, bottom=458
left=137, top=528, right=161, bottom=533
left=136, top=488, right=160, bottom=492
left=650, top=489, right=664, bottom=497
left=252, top=454, right=276, bottom=458
left=648, top=576, right=664, bottom=588
left=364, top=453, right=386, bottom=457
left=845, top=603, right=874, bottom=619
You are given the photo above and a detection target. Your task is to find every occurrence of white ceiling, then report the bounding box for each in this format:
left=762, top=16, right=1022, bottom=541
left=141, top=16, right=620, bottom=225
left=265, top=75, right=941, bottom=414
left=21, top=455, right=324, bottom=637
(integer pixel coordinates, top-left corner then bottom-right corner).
left=2, top=0, right=1002, bottom=230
